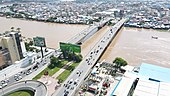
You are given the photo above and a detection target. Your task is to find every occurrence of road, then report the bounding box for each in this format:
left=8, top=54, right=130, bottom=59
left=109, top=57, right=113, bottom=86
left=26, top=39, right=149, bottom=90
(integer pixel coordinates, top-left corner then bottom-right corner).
left=67, top=18, right=110, bottom=44
left=52, top=18, right=127, bottom=96
left=0, top=80, right=47, bottom=96
left=0, top=48, right=57, bottom=89
left=0, top=19, right=110, bottom=94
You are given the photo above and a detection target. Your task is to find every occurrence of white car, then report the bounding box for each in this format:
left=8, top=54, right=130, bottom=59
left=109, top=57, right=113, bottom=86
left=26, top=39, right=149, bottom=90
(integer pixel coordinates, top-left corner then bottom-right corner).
left=26, top=70, right=32, bottom=75
left=15, top=76, right=22, bottom=81
left=1, top=82, right=7, bottom=87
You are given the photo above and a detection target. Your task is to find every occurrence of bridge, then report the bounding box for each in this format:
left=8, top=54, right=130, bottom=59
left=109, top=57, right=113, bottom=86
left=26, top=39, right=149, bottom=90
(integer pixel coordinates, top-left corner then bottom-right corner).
left=67, top=18, right=111, bottom=44
left=52, top=18, right=127, bottom=96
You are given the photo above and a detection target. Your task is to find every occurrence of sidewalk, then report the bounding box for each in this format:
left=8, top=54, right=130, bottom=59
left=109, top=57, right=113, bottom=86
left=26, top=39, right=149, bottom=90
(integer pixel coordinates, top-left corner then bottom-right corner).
left=38, top=61, right=73, bottom=96
left=52, top=61, right=73, bottom=78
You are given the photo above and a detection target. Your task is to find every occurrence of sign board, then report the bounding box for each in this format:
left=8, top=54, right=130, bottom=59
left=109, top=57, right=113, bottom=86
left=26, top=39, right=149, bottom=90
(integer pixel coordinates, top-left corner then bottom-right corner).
left=33, top=37, right=46, bottom=47
left=59, top=42, right=81, bottom=53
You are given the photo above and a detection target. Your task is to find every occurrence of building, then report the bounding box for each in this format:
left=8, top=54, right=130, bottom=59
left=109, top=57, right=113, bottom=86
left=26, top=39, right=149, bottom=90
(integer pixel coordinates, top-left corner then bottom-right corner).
left=0, top=31, right=26, bottom=68
left=110, top=63, right=170, bottom=96
left=0, top=48, right=11, bottom=68
left=110, top=77, right=138, bottom=96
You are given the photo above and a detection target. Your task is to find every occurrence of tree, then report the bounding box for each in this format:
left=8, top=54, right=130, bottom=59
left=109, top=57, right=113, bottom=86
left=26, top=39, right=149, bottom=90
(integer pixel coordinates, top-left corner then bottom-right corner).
left=29, top=41, right=33, bottom=46
left=49, top=56, right=60, bottom=69
left=74, top=53, right=82, bottom=62
left=36, top=49, right=40, bottom=53
left=113, top=57, right=127, bottom=73
left=51, top=56, right=59, bottom=64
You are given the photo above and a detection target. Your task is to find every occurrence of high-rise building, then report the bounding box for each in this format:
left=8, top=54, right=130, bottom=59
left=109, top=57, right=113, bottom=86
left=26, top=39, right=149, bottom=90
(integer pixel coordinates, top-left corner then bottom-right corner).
left=0, top=31, right=26, bottom=68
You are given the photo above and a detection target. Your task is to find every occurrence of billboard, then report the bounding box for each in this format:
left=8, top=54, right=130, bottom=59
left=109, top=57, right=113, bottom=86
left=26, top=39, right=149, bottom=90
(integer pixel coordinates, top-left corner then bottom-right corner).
left=33, top=37, right=46, bottom=47
left=60, top=42, right=81, bottom=53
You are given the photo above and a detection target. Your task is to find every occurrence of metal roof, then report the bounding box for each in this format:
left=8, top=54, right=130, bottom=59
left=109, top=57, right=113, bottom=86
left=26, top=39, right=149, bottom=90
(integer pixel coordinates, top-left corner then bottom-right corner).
left=139, top=63, right=170, bottom=83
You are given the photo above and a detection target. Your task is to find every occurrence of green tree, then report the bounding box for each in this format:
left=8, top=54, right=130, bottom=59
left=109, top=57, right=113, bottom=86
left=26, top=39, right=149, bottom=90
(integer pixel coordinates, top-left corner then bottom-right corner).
left=29, top=41, right=33, bottom=46
left=51, top=56, right=59, bottom=64
left=74, top=53, right=82, bottom=62
left=113, top=57, right=127, bottom=73
left=49, top=56, right=60, bottom=69
left=36, top=49, right=40, bottom=53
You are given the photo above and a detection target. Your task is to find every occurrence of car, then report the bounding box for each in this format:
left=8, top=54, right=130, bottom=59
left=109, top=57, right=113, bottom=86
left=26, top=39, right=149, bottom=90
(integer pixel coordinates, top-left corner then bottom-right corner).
left=4, top=79, right=9, bottom=83
left=33, top=65, right=38, bottom=70
left=1, top=82, right=7, bottom=87
left=69, top=79, right=73, bottom=84
left=74, top=79, right=79, bottom=85
left=14, top=75, right=22, bottom=81
left=64, top=84, right=67, bottom=87
left=1, top=80, right=5, bottom=84
left=64, top=91, right=69, bottom=96
left=96, top=50, right=99, bottom=53
left=0, top=85, right=2, bottom=89
left=76, top=70, right=80, bottom=74
left=36, top=62, right=40, bottom=65
left=71, top=87, right=74, bottom=90
left=86, top=59, right=88, bottom=61
left=67, top=85, right=70, bottom=89
left=26, top=69, right=32, bottom=75
left=1, top=79, right=9, bottom=84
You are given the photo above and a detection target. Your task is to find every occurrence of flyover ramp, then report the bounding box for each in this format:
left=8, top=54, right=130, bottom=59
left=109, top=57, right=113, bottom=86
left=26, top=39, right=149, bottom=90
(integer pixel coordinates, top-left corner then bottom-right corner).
left=0, top=80, right=47, bottom=96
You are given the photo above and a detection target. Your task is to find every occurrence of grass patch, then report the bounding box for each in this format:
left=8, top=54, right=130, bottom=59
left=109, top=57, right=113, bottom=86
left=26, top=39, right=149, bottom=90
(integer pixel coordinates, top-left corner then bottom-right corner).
left=33, top=59, right=68, bottom=80
left=56, top=62, right=79, bottom=83
left=7, top=90, right=34, bottom=96
left=156, top=29, right=169, bottom=32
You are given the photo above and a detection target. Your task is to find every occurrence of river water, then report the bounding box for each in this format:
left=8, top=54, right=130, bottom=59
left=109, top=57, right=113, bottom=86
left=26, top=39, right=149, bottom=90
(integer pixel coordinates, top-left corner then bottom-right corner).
left=0, top=17, right=88, bottom=48
left=1, top=17, right=170, bottom=67
left=100, top=27, right=170, bottom=68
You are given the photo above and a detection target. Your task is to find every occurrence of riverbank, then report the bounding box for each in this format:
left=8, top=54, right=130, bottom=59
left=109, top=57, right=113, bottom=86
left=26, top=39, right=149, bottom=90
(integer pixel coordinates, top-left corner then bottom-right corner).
left=1, top=15, right=90, bottom=25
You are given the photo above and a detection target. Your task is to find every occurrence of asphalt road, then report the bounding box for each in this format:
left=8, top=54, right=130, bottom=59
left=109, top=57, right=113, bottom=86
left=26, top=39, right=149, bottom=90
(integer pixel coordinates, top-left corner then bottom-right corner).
left=0, top=80, right=47, bottom=96
left=52, top=19, right=127, bottom=96
left=68, top=18, right=110, bottom=44
left=0, top=49, right=56, bottom=89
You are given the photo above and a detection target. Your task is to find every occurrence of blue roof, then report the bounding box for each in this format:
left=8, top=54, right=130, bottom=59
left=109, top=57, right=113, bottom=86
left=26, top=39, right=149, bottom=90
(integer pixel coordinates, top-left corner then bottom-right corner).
left=139, top=63, right=170, bottom=82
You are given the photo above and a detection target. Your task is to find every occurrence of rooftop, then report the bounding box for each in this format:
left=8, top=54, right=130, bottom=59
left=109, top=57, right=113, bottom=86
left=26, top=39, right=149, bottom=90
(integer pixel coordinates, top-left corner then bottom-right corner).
left=139, top=63, right=170, bottom=83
